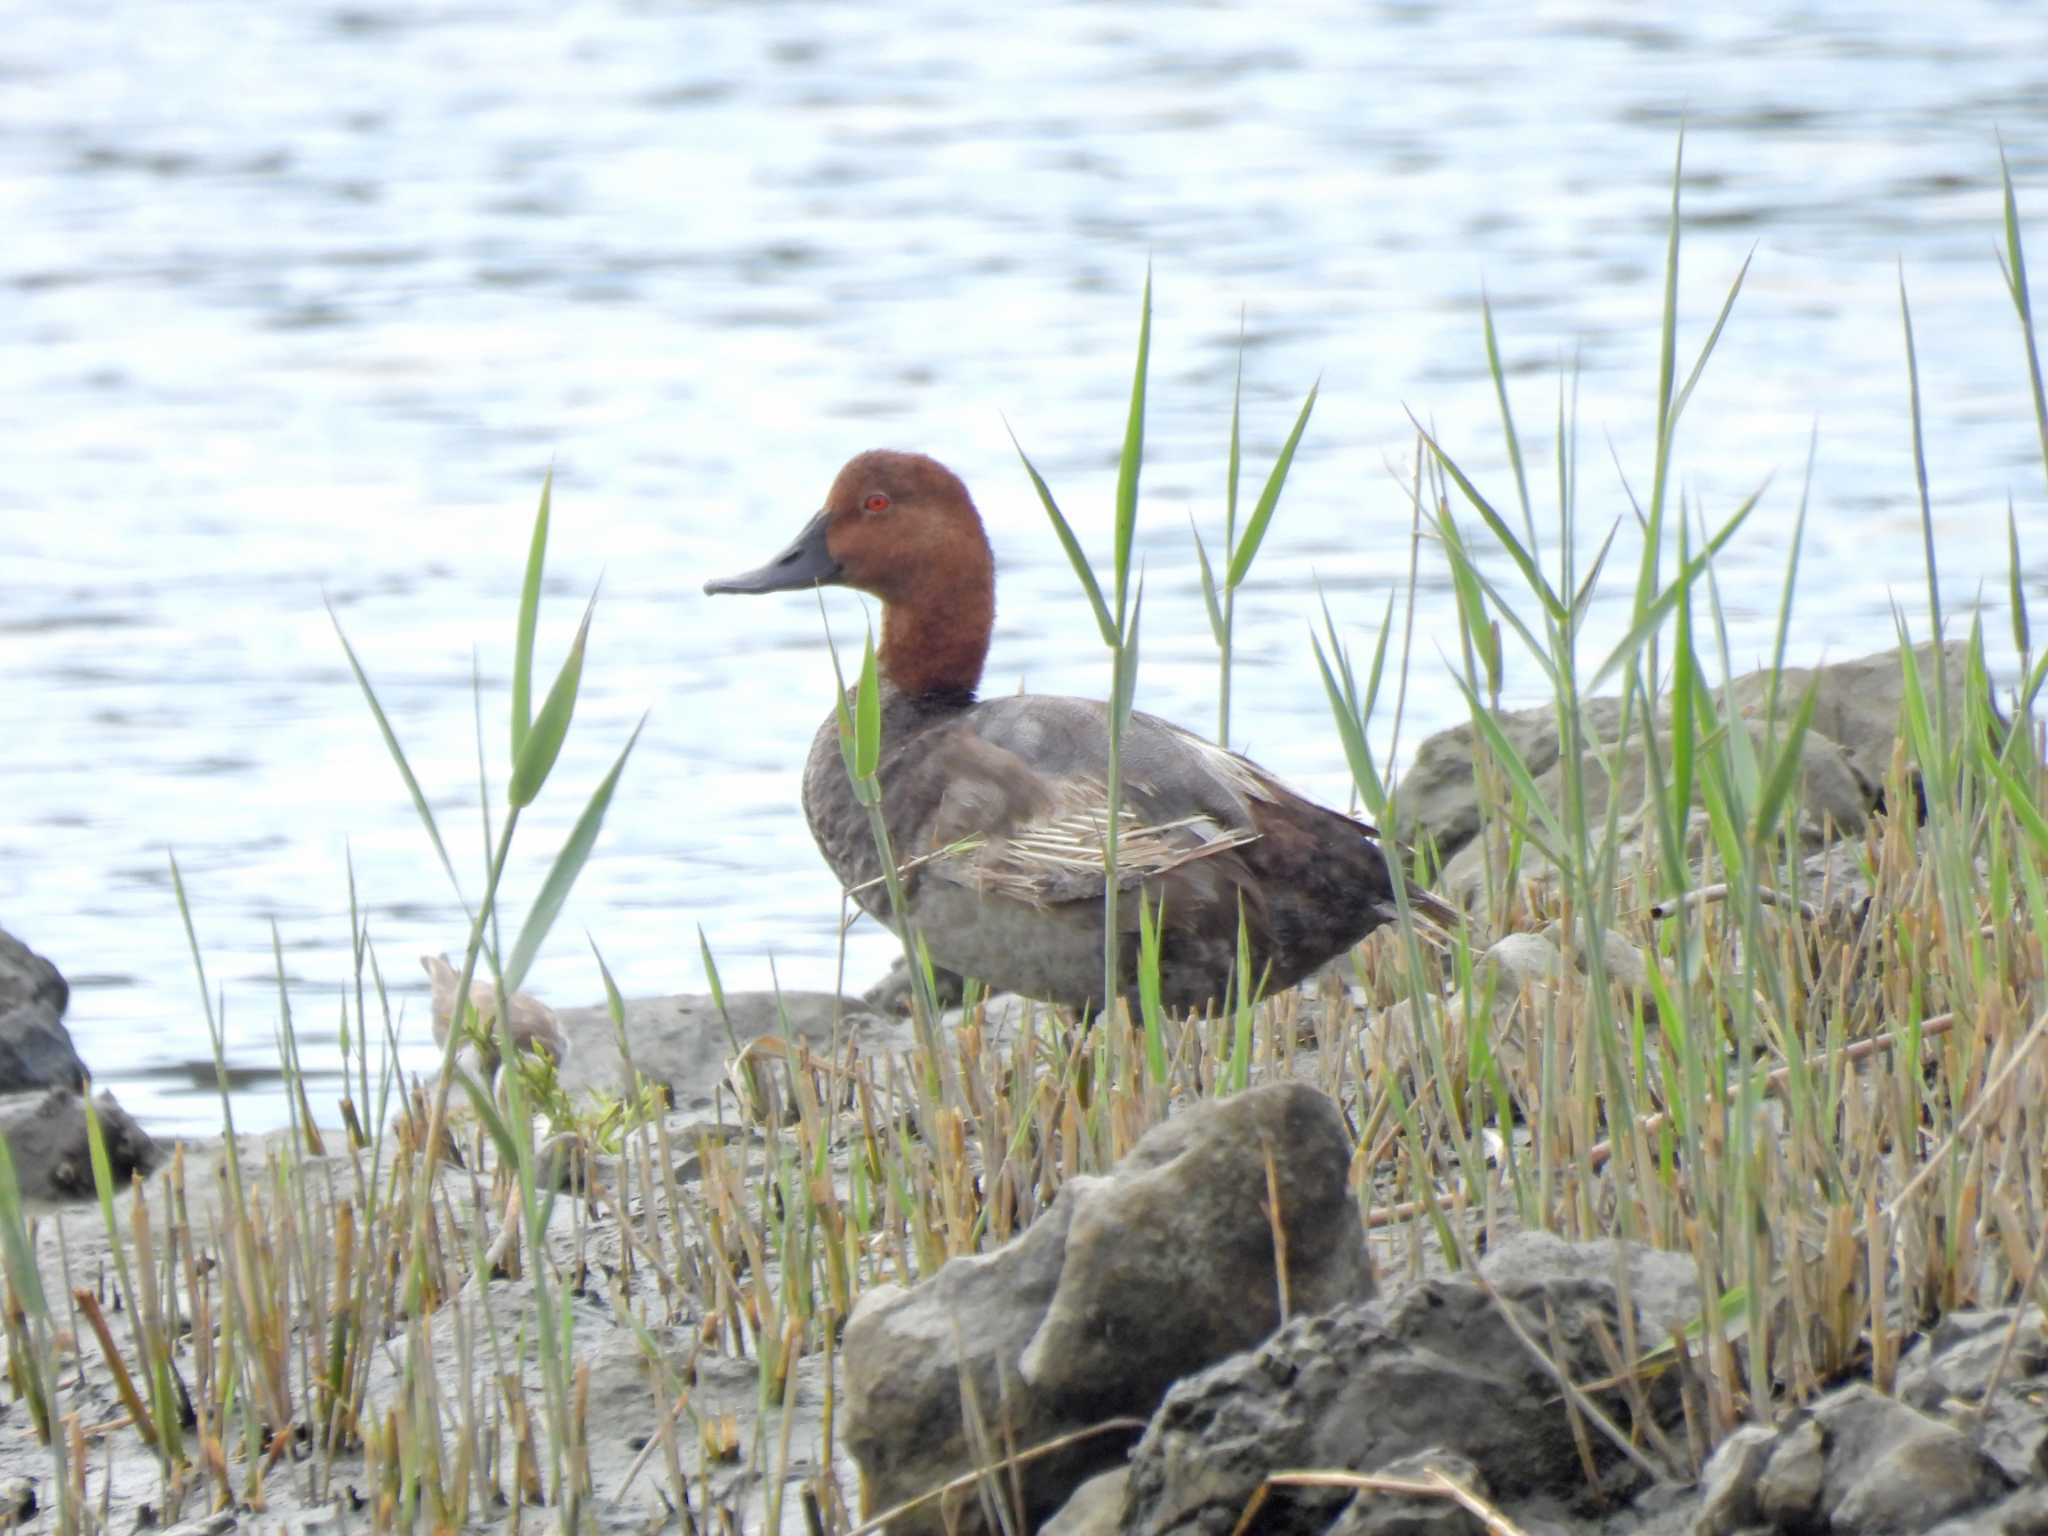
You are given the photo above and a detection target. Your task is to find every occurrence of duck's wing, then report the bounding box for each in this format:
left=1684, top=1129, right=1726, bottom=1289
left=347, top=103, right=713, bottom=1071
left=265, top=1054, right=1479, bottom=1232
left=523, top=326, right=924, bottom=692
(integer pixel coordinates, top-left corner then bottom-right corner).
left=885, top=698, right=1273, bottom=909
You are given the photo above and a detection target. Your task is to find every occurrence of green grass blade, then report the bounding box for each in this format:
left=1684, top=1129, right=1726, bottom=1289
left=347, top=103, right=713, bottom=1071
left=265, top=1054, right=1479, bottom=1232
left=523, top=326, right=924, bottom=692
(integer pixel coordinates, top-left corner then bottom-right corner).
left=1114, top=578, right=1144, bottom=733
left=1311, top=623, right=1386, bottom=812
left=1670, top=246, right=1755, bottom=431
left=1590, top=485, right=1762, bottom=689
left=1007, top=422, right=1115, bottom=646
left=513, top=468, right=553, bottom=763
left=1227, top=308, right=1245, bottom=548
left=1645, top=126, right=1685, bottom=576
left=1750, top=681, right=1819, bottom=845
left=1481, top=292, right=1535, bottom=544
left=509, top=585, right=597, bottom=809
left=0, top=1134, right=47, bottom=1317
left=1226, top=378, right=1318, bottom=590
left=1114, top=266, right=1153, bottom=629
left=1999, top=143, right=2048, bottom=494
left=1414, top=418, right=1565, bottom=623
left=329, top=601, right=463, bottom=901
left=504, top=712, right=647, bottom=993
left=1899, top=266, right=1944, bottom=652
left=855, top=630, right=882, bottom=783
left=2010, top=499, right=2030, bottom=664
left=1191, top=518, right=1225, bottom=643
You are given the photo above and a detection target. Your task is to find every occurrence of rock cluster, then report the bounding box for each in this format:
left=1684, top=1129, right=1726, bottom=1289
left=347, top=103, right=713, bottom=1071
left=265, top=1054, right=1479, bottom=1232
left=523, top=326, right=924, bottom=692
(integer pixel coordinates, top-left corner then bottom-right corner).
left=836, top=1079, right=2048, bottom=1536
left=0, top=927, right=157, bottom=1201
left=1391, top=642, right=1979, bottom=915
left=841, top=1081, right=1375, bottom=1536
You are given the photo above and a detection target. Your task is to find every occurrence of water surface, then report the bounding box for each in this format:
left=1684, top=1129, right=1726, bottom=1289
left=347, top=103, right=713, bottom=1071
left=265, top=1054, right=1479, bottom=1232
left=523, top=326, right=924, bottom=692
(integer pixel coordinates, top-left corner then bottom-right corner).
left=3, top=0, right=2047, bottom=1131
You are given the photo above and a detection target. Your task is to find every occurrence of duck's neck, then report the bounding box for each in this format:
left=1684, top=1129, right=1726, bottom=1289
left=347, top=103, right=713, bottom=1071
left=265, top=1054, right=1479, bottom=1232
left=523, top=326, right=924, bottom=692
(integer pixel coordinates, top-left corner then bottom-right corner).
left=877, top=561, right=993, bottom=706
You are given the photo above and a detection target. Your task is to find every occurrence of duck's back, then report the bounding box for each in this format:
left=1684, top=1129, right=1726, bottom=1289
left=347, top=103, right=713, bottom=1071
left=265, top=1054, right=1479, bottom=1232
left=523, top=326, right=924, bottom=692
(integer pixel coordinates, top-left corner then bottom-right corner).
left=801, top=687, right=1413, bottom=1010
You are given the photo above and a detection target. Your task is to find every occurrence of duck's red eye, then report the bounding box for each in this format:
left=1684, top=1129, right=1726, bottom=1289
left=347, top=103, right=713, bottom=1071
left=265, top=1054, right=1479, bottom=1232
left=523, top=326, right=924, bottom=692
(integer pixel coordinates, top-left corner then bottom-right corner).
left=863, top=493, right=891, bottom=513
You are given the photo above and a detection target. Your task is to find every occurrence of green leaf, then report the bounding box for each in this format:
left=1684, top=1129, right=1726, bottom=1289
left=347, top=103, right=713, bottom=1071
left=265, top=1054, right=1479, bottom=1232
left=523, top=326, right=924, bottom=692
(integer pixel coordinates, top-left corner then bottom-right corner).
left=1414, top=417, right=1565, bottom=624
left=1590, top=486, right=1762, bottom=689
left=329, top=601, right=464, bottom=901
left=1226, top=378, right=1318, bottom=591
left=1226, top=310, right=1245, bottom=548
left=2011, top=498, right=2030, bottom=663
left=504, top=713, right=646, bottom=993
left=512, top=468, right=553, bottom=763
left=1481, top=292, right=1534, bottom=541
left=1191, top=518, right=1225, bottom=644
left=508, top=585, right=597, bottom=808
left=1750, top=681, right=1818, bottom=846
left=1008, top=423, right=1116, bottom=646
left=1137, top=892, right=1168, bottom=1086
left=1311, top=622, right=1385, bottom=812
left=1114, top=266, right=1152, bottom=628
left=1999, top=142, right=2048, bottom=494
left=855, top=629, right=883, bottom=782
left=0, top=1134, right=46, bottom=1317
left=1113, top=579, right=1144, bottom=734
left=1670, top=246, right=1755, bottom=433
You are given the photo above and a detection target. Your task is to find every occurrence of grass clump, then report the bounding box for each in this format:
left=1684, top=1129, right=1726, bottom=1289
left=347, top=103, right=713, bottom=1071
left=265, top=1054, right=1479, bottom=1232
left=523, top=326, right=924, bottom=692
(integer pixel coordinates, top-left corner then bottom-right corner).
left=0, top=142, right=2044, bottom=1533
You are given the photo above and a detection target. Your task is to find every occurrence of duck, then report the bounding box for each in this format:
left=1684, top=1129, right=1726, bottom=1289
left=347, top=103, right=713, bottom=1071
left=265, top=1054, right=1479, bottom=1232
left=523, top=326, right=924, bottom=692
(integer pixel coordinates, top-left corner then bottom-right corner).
left=704, top=449, right=1453, bottom=1015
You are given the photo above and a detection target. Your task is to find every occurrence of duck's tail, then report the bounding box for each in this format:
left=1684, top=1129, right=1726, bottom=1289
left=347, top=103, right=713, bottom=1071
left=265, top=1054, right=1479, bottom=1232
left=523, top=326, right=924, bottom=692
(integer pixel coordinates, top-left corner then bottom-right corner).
left=1371, top=880, right=1464, bottom=940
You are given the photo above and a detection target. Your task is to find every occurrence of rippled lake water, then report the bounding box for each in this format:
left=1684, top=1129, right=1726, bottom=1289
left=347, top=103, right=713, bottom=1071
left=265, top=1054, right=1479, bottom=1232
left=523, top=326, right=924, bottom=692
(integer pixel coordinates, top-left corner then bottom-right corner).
left=4, top=0, right=2048, bottom=1132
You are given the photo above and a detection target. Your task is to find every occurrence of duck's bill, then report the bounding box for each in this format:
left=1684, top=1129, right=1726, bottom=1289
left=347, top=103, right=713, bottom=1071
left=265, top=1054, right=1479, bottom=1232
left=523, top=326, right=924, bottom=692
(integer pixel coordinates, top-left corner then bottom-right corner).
left=703, top=510, right=843, bottom=595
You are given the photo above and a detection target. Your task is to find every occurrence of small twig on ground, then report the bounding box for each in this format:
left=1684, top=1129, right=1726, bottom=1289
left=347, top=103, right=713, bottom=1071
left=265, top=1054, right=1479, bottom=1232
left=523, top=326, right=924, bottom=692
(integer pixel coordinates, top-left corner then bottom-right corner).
left=1647, top=883, right=1820, bottom=922
left=1266, top=1469, right=1533, bottom=1536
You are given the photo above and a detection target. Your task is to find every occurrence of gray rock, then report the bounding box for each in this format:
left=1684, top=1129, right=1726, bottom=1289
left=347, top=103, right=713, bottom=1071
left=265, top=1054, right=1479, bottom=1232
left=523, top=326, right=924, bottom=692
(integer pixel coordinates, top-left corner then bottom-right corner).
left=1021, top=1082, right=1376, bottom=1406
left=0, top=928, right=67, bottom=1017
left=1394, top=643, right=1977, bottom=909
left=861, top=955, right=968, bottom=1015
left=1820, top=1386, right=2008, bottom=1534
left=1122, top=1244, right=1686, bottom=1536
left=1438, top=719, right=1872, bottom=915
left=842, top=1082, right=1374, bottom=1536
left=553, top=990, right=894, bottom=1110
left=1478, top=1231, right=1702, bottom=1343
left=1750, top=1417, right=1824, bottom=1531
left=1393, top=697, right=1630, bottom=863
left=1701, top=1386, right=2011, bottom=1536
left=0, top=929, right=85, bottom=1093
left=0, top=1001, right=87, bottom=1093
left=1694, top=1424, right=1777, bottom=1536
left=0, top=1089, right=159, bottom=1205
left=1720, top=641, right=1978, bottom=794
left=1926, top=1482, right=2048, bottom=1536
left=1898, top=1308, right=2048, bottom=1486
left=1040, top=1468, right=1130, bottom=1536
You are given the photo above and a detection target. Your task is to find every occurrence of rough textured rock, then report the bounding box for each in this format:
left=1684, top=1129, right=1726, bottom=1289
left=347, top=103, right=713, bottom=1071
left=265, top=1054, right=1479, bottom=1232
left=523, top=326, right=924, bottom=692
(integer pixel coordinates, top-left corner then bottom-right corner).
left=1121, top=1237, right=1690, bottom=1536
left=0, top=928, right=86, bottom=1092
left=1393, top=697, right=1630, bottom=862
left=1, top=1089, right=159, bottom=1205
left=1694, top=1385, right=2011, bottom=1536
left=1393, top=643, right=1974, bottom=907
left=842, top=1082, right=1374, bottom=1536
left=0, top=928, right=68, bottom=1018
left=1437, top=718, right=1872, bottom=914
left=861, top=954, right=968, bottom=1015
left=1040, top=1468, right=1131, bottom=1536
left=1897, top=1307, right=2048, bottom=1485
left=553, top=990, right=893, bottom=1110
left=1719, top=641, right=1977, bottom=794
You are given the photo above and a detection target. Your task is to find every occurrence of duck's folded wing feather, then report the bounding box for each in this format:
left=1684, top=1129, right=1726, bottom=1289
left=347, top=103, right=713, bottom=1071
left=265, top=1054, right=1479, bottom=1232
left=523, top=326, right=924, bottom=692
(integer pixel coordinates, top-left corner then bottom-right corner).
left=884, top=699, right=1268, bottom=908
